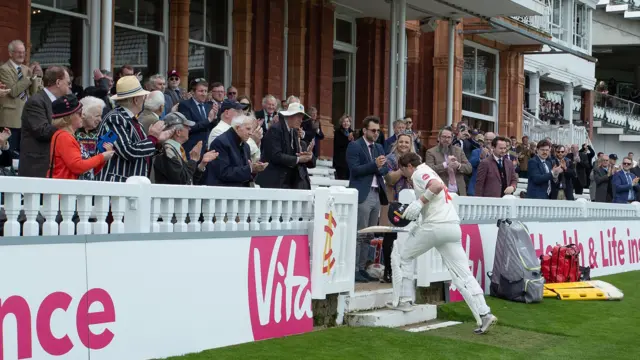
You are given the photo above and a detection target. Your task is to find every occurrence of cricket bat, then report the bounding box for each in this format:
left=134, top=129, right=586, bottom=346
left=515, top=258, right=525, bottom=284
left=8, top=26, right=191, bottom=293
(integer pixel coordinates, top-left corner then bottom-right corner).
left=357, top=226, right=410, bottom=234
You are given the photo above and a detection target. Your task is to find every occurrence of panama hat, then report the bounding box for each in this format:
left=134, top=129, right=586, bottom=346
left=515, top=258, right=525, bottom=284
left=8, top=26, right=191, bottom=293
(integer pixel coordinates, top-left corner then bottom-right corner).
left=280, top=102, right=310, bottom=118
left=111, top=75, right=150, bottom=100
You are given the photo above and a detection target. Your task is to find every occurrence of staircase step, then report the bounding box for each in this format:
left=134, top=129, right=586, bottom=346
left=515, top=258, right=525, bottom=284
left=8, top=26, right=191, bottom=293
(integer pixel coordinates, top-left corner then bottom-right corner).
left=345, top=288, right=394, bottom=312
left=592, top=120, right=602, bottom=128
left=402, top=320, right=463, bottom=332
left=345, top=304, right=437, bottom=328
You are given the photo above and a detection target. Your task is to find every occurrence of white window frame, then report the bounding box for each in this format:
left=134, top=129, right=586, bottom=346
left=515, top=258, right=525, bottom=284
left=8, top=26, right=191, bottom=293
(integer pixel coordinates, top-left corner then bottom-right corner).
left=31, top=1, right=91, bottom=87
left=333, top=13, right=357, bottom=121
left=462, top=40, right=500, bottom=128
left=113, top=0, right=170, bottom=76
left=572, top=2, right=589, bottom=51
left=187, top=0, right=233, bottom=86
left=548, top=0, right=565, bottom=41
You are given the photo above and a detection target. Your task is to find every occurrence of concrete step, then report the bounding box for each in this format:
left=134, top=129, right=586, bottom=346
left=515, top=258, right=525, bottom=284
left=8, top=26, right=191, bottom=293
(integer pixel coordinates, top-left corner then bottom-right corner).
left=345, top=288, right=394, bottom=313
left=402, top=320, right=463, bottom=333
left=345, top=304, right=437, bottom=328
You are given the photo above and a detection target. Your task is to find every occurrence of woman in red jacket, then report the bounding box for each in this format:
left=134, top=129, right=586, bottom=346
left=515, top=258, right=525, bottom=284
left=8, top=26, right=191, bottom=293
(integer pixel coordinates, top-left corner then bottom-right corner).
left=47, top=94, right=115, bottom=179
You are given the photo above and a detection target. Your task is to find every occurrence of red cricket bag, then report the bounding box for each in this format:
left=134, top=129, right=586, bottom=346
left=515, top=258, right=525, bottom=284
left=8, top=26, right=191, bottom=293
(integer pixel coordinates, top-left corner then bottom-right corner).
left=540, top=244, right=580, bottom=283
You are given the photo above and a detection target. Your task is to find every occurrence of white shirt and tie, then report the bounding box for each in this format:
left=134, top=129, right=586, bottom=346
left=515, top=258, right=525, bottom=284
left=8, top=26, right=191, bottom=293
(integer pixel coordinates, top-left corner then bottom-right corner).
left=363, top=138, right=379, bottom=188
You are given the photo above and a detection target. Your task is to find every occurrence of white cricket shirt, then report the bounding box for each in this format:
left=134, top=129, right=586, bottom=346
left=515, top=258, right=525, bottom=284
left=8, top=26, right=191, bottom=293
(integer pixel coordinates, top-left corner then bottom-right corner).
left=411, top=164, right=460, bottom=224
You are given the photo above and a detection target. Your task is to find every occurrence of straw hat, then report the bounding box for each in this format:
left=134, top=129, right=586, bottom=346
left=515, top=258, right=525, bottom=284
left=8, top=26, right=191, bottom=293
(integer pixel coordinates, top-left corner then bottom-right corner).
left=111, top=75, right=150, bottom=100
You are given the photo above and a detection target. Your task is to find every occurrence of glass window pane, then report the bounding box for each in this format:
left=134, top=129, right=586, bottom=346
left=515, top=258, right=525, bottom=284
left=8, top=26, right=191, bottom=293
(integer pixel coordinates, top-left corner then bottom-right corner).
left=463, top=46, right=476, bottom=94
left=333, top=57, right=347, bottom=78
left=206, top=0, right=228, bottom=45
left=115, top=0, right=136, bottom=26
left=190, top=0, right=205, bottom=42
left=476, top=49, right=496, bottom=99
left=31, top=9, right=84, bottom=72
left=336, top=19, right=352, bottom=44
left=188, top=44, right=225, bottom=84
left=332, top=80, right=347, bottom=127
left=138, top=0, right=164, bottom=32
left=114, top=27, right=161, bottom=76
left=32, top=0, right=54, bottom=7
left=58, top=0, right=85, bottom=14
left=462, top=94, right=494, bottom=117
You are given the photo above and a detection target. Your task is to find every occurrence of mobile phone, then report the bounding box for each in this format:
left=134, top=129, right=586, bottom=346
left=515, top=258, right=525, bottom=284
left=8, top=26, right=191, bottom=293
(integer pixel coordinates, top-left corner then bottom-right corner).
left=97, top=130, right=118, bottom=153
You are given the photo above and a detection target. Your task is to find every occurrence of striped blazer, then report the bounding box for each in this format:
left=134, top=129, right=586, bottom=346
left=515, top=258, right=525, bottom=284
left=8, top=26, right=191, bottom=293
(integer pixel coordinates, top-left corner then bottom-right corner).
left=96, top=106, right=157, bottom=182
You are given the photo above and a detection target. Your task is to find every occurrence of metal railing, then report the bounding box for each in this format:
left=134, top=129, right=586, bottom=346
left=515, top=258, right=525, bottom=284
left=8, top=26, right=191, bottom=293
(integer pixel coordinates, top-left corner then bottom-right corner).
left=593, top=92, right=640, bottom=133
left=510, top=1, right=552, bottom=34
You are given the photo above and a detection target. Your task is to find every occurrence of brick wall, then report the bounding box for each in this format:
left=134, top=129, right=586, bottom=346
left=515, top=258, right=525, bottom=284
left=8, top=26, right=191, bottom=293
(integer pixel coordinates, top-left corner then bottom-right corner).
left=0, top=1, right=31, bottom=62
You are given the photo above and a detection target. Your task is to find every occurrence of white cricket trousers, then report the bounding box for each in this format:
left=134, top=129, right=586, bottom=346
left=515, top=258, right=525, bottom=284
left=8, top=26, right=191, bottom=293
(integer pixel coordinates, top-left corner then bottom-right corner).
left=395, top=222, right=490, bottom=324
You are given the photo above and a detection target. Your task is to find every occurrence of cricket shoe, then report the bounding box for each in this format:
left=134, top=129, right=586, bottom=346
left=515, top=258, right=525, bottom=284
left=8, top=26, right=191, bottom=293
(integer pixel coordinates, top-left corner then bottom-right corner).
left=390, top=244, right=403, bottom=308
left=386, top=299, right=415, bottom=312
left=473, top=313, right=498, bottom=334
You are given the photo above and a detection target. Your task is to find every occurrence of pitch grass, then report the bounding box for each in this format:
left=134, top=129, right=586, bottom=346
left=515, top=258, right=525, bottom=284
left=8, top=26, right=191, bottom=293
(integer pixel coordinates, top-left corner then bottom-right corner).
left=162, top=271, right=640, bottom=360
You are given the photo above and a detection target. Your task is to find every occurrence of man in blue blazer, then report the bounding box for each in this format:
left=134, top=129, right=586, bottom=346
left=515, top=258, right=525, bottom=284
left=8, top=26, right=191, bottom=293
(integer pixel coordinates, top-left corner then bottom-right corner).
left=178, top=78, right=215, bottom=158
left=526, top=140, right=562, bottom=199
left=347, top=115, right=389, bottom=283
left=612, top=157, right=640, bottom=203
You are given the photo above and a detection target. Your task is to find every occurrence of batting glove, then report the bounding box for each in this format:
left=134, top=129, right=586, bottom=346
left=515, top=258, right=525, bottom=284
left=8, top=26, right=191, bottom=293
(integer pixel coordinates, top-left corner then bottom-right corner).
left=402, top=199, right=423, bottom=221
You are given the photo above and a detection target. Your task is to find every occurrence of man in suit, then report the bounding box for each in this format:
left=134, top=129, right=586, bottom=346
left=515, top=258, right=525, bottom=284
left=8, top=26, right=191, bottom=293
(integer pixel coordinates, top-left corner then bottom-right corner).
left=207, top=114, right=268, bottom=187
left=146, top=74, right=174, bottom=117
left=612, top=157, right=640, bottom=203
left=567, top=144, right=590, bottom=194
left=475, top=136, right=518, bottom=198
left=526, top=140, right=562, bottom=199
left=255, top=94, right=279, bottom=133
left=383, top=119, right=407, bottom=154
left=591, top=155, right=613, bottom=203
left=255, top=102, right=316, bottom=189
left=347, top=115, right=389, bottom=283
left=549, top=145, right=576, bottom=200
left=178, top=78, right=216, bottom=158
left=138, top=90, right=165, bottom=133
left=301, top=106, right=325, bottom=157
left=19, top=66, right=71, bottom=178
left=0, top=40, right=43, bottom=157
left=424, top=126, right=472, bottom=196
left=467, top=132, right=494, bottom=196
left=165, top=69, right=185, bottom=108
left=207, top=99, right=248, bottom=148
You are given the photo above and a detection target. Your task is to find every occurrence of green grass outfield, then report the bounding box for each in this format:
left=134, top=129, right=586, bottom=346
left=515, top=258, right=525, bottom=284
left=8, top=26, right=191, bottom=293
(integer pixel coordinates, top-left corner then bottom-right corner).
left=162, top=271, right=639, bottom=360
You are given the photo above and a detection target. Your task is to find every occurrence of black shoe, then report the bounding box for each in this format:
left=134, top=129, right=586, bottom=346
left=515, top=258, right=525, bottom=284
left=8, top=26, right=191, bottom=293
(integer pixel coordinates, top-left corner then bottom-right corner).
left=359, top=269, right=377, bottom=281
left=355, top=271, right=369, bottom=283
left=380, top=274, right=392, bottom=283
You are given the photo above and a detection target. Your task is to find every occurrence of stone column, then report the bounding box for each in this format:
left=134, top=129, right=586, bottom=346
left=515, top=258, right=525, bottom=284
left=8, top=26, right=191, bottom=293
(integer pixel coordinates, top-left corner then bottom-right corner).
left=405, top=28, right=421, bottom=125
left=564, top=83, right=574, bottom=131
left=286, top=0, right=307, bottom=103
left=355, top=19, right=390, bottom=130
left=169, top=0, right=190, bottom=81
left=582, top=89, right=594, bottom=140
left=528, top=72, right=540, bottom=118
left=233, top=0, right=253, bottom=97
left=498, top=50, right=524, bottom=138
left=316, top=1, right=335, bottom=158
left=430, top=20, right=463, bottom=147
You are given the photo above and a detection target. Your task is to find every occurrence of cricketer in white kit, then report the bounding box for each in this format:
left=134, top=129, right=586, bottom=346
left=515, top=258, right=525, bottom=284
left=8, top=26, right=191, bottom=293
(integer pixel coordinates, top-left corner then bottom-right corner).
left=390, top=152, right=497, bottom=334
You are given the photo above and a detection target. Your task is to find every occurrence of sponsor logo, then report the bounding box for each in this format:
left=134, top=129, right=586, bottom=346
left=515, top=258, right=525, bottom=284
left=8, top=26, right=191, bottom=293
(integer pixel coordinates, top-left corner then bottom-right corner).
left=248, top=235, right=313, bottom=341
left=450, top=224, right=485, bottom=302
left=0, top=288, right=115, bottom=360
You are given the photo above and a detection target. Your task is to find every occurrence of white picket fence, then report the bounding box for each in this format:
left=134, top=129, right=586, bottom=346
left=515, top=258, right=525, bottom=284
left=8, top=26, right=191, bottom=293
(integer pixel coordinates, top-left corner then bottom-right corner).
left=0, top=176, right=358, bottom=300
left=398, top=189, right=640, bottom=287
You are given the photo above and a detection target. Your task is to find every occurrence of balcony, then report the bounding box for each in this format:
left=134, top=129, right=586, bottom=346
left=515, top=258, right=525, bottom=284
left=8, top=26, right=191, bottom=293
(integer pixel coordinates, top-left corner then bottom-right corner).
left=592, top=92, right=640, bottom=141
left=523, top=109, right=589, bottom=145
left=511, top=1, right=553, bottom=34
left=332, top=0, right=545, bottom=20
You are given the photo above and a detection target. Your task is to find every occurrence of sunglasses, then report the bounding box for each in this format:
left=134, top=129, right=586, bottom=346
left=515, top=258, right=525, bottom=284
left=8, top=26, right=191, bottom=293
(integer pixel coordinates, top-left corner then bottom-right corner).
left=169, top=77, right=179, bottom=81
left=623, top=162, right=632, bottom=166
left=368, top=128, right=380, bottom=133
left=228, top=92, right=237, bottom=95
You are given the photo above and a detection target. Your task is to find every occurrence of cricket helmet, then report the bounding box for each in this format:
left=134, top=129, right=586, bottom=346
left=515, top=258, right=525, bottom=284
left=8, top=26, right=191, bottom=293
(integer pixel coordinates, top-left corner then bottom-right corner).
left=387, top=202, right=412, bottom=227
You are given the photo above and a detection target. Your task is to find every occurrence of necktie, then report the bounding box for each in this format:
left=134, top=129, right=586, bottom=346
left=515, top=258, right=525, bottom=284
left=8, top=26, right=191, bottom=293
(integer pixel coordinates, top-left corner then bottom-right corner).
left=290, top=129, right=296, bottom=151
left=368, top=144, right=374, bottom=161
left=498, top=158, right=503, bottom=169
left=180, top=146, right=187, bottom=161
left=198, top=104, right=207, bottom=120
left=17, top=67, right=27, bottom=100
